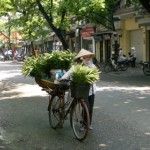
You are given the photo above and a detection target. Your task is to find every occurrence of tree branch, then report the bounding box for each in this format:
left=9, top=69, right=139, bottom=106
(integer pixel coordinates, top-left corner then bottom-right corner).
left=139, top=0, right=150, bottom=13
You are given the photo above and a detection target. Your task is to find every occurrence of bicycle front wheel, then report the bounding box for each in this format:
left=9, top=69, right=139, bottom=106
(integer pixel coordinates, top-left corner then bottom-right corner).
left=71, top=100, right=90, bottom=141
left=48, top=95, right=62, bottom=129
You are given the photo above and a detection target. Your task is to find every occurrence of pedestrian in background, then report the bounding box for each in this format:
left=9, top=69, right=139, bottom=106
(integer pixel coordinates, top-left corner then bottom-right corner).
left=131, top=47, right=136, bottom=67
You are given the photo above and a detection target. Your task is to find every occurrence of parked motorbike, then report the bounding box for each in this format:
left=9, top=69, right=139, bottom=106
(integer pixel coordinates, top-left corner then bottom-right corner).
left=17, top=53, right=27, bottom=61
left=142, top=62, right=150, bottom=76
left=104, top=59, right=128, bottom=73
left=0, top=53, right=4, bottom=61
left=92, top=57, right=104, bottom=71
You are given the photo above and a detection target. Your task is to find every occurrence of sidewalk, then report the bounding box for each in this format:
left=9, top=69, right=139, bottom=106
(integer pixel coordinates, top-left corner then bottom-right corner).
left=102, top=64, right=144, bottom=77
left=0, top=60, right=24, bottom=64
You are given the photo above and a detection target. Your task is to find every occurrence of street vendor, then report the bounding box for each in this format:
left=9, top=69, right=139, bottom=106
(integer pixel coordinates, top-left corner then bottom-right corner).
left=59, top=49, right=97, bottom=130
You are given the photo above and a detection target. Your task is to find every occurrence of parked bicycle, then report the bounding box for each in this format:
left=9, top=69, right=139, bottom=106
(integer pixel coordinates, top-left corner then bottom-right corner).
left=104, top=59, right=128, bottom=73
left=36, top=78, right=90, bottom=141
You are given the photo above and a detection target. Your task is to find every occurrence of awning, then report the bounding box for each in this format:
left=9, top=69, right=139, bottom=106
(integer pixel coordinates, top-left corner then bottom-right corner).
left=93, top=34, right=103, bottom=41
left=93, top=31, right=116, bottom=41
left=138, top=18, right=150, bottom=26
left=94, top=31, right=116, bottom=35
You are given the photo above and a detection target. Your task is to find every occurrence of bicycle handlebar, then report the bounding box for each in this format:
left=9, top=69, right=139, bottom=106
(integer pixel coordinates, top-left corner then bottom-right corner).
left=58, top=78, right=72, bottom=83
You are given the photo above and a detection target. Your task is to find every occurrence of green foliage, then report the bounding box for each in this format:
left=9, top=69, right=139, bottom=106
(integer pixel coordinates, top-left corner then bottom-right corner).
left=22, top=50, right=75, bottom=78
left=126, top=0, right=150, bottom=13
left=43, top=50, right=75, bottom=70
left=21, top=56, right=46, bottom=78
left=72, top=65, right=100, bottom=84
left=0, top=0, right=124, bottom=48
left=0, top=0, right=111, bottom=35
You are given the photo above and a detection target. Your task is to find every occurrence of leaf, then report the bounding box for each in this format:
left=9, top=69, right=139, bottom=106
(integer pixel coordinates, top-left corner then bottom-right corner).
left=72, top=65, right=100, bottom=84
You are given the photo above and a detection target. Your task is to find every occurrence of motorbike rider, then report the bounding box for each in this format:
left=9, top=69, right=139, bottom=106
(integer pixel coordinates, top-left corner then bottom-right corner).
left=131, top=47, right=136, bottom=67
left=118, top=48, right=127, bottom=62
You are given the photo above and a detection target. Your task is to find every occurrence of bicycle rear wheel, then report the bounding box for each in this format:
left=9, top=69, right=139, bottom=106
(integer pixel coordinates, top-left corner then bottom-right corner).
left=121, top=62, right=128, bottom=71
left=71, top=100, right=90, bottom=141
left=104, top=63, right=112, bottom=73
left=48, top=95, right=62, bottom=129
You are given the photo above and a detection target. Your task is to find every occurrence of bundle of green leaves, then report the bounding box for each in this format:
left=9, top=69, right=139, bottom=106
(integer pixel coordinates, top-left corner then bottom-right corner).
left=71, top=65, right=100, bottom=84
left=43, top=50, right=75, bottom=71
left=22, top=55, right=46, bottom=78
left=22, top=50, right=75, bottom=78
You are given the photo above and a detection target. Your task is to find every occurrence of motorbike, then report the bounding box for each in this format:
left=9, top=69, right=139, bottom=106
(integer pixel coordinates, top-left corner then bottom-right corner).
left=142, top=62, right=150, bottom=76
left=17, top=53, right=27, bottom=61
left=0, top=53, right=4, bottom=61
left=104, top=59, right=128, bottom=73
left=92, top=57, right=104, bottom=71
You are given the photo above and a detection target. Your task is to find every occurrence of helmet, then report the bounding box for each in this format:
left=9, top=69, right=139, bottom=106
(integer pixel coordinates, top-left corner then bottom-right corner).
left=131, top=47, right=135, bottom=50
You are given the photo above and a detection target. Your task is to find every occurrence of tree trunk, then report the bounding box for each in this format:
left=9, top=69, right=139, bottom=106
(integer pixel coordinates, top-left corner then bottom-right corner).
left=31, top=41, right=35, bottom=56
left=36, top=0, right=68, bottom=50
left=53, top=29, right=68, bottom=50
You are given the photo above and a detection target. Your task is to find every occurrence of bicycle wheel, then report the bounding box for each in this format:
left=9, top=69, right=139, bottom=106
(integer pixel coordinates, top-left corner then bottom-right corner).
left=71, top=100, right=90, bottom=141
left=121, top=62, right=128, bottom=71
left=104, top=63, right=112, bottom=73
left=143, top=66, right=150, bottom=76
left=48, top=95, right=62, bottom=129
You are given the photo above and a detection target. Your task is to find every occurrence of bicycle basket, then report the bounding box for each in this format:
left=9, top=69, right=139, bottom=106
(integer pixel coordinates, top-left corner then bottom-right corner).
left=35, top=77, right=58, bottom=89
left=70, top=82, right=90, bottom=100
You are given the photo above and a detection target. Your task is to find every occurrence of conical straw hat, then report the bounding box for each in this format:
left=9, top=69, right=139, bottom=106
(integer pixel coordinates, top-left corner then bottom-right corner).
left=75, top=49, right=94, bottom=59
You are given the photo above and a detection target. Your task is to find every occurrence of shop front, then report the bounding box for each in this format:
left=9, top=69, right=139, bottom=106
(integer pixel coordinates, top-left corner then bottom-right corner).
left=94, top=31, right=117, bottom=63
left=81, top=27, right=95, bottom=53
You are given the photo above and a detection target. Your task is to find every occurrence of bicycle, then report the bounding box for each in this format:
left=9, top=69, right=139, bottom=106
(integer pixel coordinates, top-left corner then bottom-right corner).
left=39, top=79, right=90, bottom=141
left=104, top=59, right=128, bottom=73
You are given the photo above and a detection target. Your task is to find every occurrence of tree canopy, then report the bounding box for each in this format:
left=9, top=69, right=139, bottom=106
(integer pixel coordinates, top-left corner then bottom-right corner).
left=0, top=0, right=114, bottom=50
left=0, top=0, right=149, bottom=50
left=126, top=0, right=150, bottom=13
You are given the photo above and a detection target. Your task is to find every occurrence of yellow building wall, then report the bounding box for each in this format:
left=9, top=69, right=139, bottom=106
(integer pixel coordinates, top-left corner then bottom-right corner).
left=119, top=18, right=146, bottom=61
left=95, top=42, right=100, bottom=61
left=120, top=18, right=138, bottom=55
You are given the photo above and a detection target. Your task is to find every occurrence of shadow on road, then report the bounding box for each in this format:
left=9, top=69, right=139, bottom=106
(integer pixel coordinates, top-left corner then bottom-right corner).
left=0, top=62, right=150, bottom=150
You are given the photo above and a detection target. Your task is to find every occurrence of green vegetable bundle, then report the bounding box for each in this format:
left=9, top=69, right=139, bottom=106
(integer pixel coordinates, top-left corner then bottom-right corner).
left=22, top=55, right=46, bottom=78
left=22, top=50, right=75, bottom=78
left=43, top=50, right=75, bottom=71
left=71, top=65, right=100, bottom=84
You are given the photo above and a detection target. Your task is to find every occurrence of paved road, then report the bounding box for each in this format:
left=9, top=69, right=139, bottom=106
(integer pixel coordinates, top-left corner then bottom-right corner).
left=0, top=61, right=150, bottom=150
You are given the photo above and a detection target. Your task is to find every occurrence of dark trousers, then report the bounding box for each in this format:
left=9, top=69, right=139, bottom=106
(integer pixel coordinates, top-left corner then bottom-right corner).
left=85, top=94, right=95, bottom=124
left=132, top=57, right=136, bottom=67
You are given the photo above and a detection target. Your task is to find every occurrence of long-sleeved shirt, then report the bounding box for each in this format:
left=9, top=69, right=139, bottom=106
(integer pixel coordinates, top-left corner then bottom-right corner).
left=61, top=62, right=97, bottom=96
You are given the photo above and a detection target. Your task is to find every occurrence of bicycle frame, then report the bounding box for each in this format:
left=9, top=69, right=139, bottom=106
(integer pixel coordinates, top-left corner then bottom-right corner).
left=45, top=85, right=73, bottom=121
left=43, top=81, right=90, bottom=141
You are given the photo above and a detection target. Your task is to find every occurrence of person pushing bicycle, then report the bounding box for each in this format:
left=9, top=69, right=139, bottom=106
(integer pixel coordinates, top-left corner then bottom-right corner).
left=59, top=49, right=97, bottom=130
